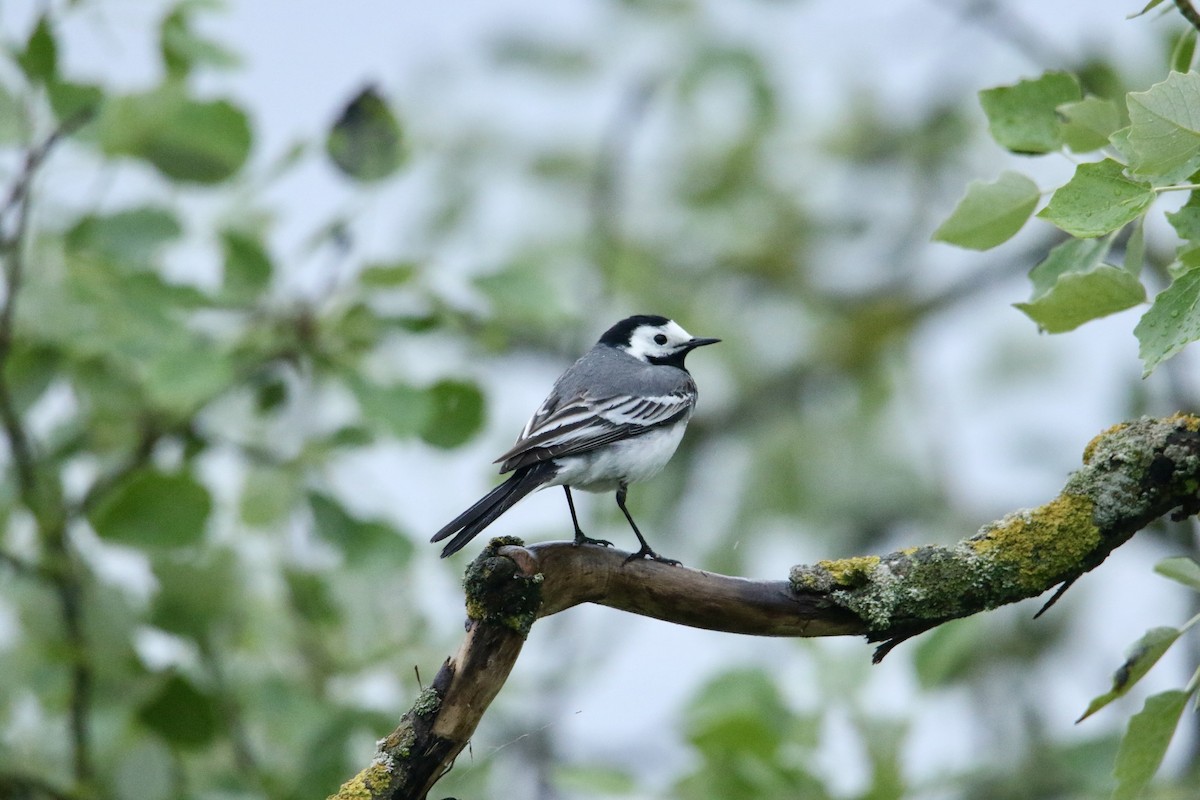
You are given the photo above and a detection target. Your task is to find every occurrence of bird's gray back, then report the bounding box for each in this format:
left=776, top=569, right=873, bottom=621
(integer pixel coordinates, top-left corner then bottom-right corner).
left=551, top=345, right=695, bottom=404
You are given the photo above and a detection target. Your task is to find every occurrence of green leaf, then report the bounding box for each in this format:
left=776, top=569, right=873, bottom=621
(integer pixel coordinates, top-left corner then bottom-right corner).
left=307, top=492, right=412, bottom=564
left=348, top=375, right=433, bottom=438
left=932, top=171, right=1040, bottom=250
left=5, top=345, right=59, bottom=414
left=979, top=71, right=1081, bottom=154
left=1016, top=264, right=1144, bottom=332
left=160, top=3, right=240, bottom=78
left=255, top=377, right=288, bottom=412
left=1126, top=71, right=1200, bottom=183
left=1154, top=556, right=1200, bottom=592
left=1134, top=266, right=1200, bottom=375
left=98, top=84, right=251, bottom=183
left=1077, top=627, right=1182, bottom=722
left=1028, top=237, right=1111, bottom=298
left=46, top=79, right=103, bottom=125
left=137, top=674, right=220, bottom=748
left=1166, top=191, right=1200, bottom=268
left=20, top=253, right=227, bottom=417
left=221, top=229, right=273, bottom=299
left=1109, top=126, right=1134, bottom=163
left=1058, top=96, right=1123, bottom=153
left=139, top=332, right=236, bottom=414
left=239, top=466, right=296, bottom=526
left=420, top=379, right=485, bottom=449
left=326, top=86, right=405, bottom=183
left=474, top=260, right=571, bottom=331
left=1037, top=159, right=1155, bottom=238
left=1112, top=690, right=1191, bottom=800
left=1166, top=190, right=1200, bottom=241
left=283, top=568, right=340, bottom=626
left=912, top=618, right=984, bottom=688
left=65, top=208, right=182, bottom=270
left=552, top=765, right=636, bottom=795
left=112, top=740, right=174, bottom=800
left=684, top=669, right=790, bottom=759
left=360, top=261, right=416, bottom=287
left=329, top=302, right=383, bottom=354
left=1127, top=0, right=1168, bottom=18
left=17, top=16, right=57, bottom=84
left=150, top=550, right=238, bottom=638
left=325, top=425, right=374, bottom=449
left=295, top=710, right=394, bottom=797
left=88, top=469, right=211, bottom=547
left=1125, top=218, right=1146, bottom=276
left=0, top=85, right=23, bottom=144
left=1171, top=29, right=1197, bottom=75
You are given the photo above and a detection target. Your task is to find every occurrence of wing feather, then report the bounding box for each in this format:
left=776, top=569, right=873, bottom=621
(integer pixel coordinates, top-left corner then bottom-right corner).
left=495, top=389, right=694, bottom=472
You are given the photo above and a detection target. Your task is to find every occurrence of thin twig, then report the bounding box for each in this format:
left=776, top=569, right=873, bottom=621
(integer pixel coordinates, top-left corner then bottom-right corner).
left=75, top=421, right=164, bottom=515
left=0, top=152, right=38, bottom=500
left=0, top=111, right=92, bottom=500
left=0, top=547, right=47, bottom=579
left=0, top=110, right=95, bottom=791
left=200, top=635, right=265, bottom=790
left=1177, top=0, right=1200, bottom=32
left=53, top=541, right=94, bottom=787
left=934, top=0, right=1069, bottom=67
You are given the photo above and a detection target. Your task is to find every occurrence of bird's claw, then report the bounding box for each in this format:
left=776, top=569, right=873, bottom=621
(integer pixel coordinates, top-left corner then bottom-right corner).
left=622, top=547, right=681, bottom=566
left=573, top=533, right=614, bottom=548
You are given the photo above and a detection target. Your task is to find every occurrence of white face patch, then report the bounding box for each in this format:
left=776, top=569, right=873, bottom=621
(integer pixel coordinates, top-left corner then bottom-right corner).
left=623, top=320, right=694, bottom=362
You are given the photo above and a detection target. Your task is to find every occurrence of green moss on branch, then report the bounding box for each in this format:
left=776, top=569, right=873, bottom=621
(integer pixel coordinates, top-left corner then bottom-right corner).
left=463, top=536, right=544, bottom=635
left=791, top=415, right=1200, bottom=638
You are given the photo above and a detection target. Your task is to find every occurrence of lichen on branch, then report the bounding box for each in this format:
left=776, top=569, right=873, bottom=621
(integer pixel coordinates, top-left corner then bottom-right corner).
left=333, top=414, right=1200, bottom=799
left=791, top=414, right=1200, bottom=656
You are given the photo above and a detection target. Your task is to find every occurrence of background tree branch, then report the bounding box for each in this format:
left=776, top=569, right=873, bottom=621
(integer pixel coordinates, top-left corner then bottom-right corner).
left=329, top=414, right=1200, bottom=800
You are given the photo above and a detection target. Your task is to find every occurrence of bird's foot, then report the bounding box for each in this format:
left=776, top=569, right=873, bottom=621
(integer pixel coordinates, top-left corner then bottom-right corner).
left=573, top=532, right=613, bottom=548
left=622, top=546, right=681, bottom=566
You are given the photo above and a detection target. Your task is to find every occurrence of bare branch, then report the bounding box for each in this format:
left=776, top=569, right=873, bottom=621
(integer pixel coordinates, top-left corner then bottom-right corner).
left=330, top=415, right=1200, bottom=800
left=0, top=110, right=92, bottom=504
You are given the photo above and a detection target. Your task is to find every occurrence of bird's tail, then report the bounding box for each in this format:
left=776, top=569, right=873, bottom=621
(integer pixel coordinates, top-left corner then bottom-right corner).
left=430, top=461, right=557, bottom=558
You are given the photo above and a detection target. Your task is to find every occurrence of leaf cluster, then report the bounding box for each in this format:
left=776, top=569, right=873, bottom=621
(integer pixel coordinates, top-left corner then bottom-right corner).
left=0, top=5, right=480, bottom=797
left=933, top=56, right=1200, bottom=374
left=1076, top=558, right=1200, bottom=800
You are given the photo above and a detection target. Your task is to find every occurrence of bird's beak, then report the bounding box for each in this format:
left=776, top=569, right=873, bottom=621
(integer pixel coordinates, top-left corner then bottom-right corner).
left=685, top=337, right=721, bottom=350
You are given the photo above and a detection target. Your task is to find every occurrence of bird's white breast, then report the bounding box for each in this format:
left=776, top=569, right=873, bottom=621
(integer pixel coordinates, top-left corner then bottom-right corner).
left=547, top=421, right=688, bottom=492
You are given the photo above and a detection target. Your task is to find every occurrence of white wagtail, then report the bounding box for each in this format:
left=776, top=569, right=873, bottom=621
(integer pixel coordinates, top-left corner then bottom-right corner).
left=431, top=315, right=719, bottom=564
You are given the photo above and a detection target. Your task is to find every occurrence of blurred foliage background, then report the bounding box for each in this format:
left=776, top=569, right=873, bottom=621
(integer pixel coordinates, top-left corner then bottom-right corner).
left=0, top=1, right=1199, bottom=799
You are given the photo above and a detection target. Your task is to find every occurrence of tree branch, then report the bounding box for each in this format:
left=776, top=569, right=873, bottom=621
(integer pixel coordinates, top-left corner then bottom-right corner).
left=0, top=111, right=96, bottom=789
left=330, top=414, right=1200, bottom=800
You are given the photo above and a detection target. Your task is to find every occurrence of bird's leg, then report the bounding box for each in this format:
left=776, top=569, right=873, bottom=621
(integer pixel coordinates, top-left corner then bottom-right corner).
left=564, top=487, right=612, bottom=548
left=615, top=484, right=680, bottom=566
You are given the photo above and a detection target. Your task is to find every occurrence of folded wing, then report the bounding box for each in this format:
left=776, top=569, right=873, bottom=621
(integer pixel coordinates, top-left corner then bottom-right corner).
left=495, top=389, right=694, bottom=473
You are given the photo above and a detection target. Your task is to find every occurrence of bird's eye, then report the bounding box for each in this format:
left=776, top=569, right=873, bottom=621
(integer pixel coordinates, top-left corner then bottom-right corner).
left=654, top=334, right=668, bottom=345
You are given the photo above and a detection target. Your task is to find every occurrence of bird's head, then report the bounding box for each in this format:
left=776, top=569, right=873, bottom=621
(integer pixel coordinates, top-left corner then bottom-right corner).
left=598, top=315, right=720, bottom=368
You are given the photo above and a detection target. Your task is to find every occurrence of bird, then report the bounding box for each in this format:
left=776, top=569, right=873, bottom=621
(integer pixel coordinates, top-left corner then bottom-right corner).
left=431, top=314, right=719, bottom=564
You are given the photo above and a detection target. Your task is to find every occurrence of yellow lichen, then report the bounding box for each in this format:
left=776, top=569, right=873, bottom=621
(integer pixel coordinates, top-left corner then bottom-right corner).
left=1082, top=422, right=1130, bottom=464
left=327, top=760, right=393, bottom=800
left=970, top=494, right=1100, bottom=591
left=817, top=555, right=881, bottom=587
left=1169, top=412, right=1200, bottom=433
